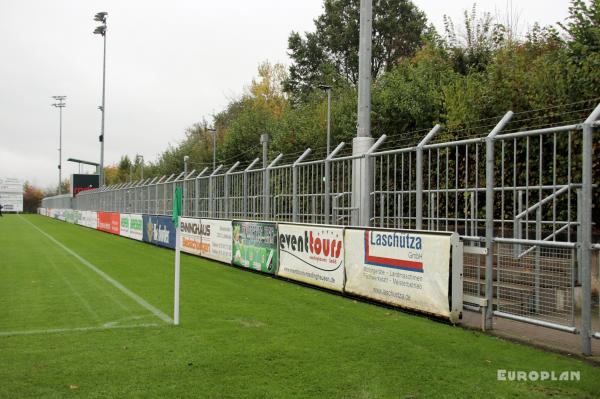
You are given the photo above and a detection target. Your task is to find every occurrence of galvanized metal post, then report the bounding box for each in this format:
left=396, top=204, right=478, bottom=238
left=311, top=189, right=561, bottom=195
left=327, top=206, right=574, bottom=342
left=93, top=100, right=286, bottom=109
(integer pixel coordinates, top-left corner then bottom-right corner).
left=484, top=111, right=514, bottom=330
left=324, top=143, right=345, bottom=225
left=224, top=162, right=240, bottom=220
left=292, top=149, right=312, bottom=222
left=264, top=154, right=282, bottom=221
left=577, top=189, right=582, bottom=284
left=416, top=125, right=441, bottom=230
left=535, top=207, right=541, bottom=314
left=209, top=165, right=223, bottom=219
left=580, top=121, right=596, bottom=354
left=243, top=158, right=259, bottom=219
left=352, top=0, right=374, bottom=227
left=261, top=134, right=269, bottom=219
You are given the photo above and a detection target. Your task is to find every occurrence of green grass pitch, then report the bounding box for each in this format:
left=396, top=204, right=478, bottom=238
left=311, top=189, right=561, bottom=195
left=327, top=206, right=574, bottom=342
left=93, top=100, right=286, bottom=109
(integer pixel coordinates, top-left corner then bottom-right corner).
left=1, top=214, right=599, bottom=398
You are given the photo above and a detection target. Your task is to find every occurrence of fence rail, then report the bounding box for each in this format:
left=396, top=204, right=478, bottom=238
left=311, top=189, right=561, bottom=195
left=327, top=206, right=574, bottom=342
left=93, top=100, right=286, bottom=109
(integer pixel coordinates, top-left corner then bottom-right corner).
left=42, top=104, right=600, bottom=354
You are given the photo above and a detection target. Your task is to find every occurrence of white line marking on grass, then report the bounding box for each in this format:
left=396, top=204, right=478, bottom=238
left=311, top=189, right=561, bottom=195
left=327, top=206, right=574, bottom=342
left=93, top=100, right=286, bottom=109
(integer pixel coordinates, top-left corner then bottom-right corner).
left=0, top=323, right=159, bottom=337
left=20, top=216, right=174, bottom=324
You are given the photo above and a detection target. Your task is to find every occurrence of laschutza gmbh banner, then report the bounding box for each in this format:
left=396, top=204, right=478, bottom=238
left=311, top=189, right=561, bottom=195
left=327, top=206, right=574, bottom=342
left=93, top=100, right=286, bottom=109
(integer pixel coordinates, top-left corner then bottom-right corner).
left=344, top=228, right=453, bottom=319
left=79, top=211, right=97, bottom=229
left=278, top=223, right=345, bottom=291
left=128, top=214, right=144, bottom=241
left=120, top=214, right=131, bottom=238
left=232, top=221, right=278, bottom=274
left=97, top=212, right=120, bottom=235
left=143, top=215, right=176, bottom=249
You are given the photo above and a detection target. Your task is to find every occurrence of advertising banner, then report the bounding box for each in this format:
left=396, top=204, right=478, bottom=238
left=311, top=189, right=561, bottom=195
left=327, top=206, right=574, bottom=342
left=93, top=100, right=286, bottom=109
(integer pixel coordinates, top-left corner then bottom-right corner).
left=278, top=223, right=345, bottom=291
left=179, top=217, right=205, bottom=256
left=344, top=228, right=452, bottom=318
left=142, top=215, right=176, bottom=249
left=129, top=214, right=144, bottom=241
left=120, top=214, right=131, bottom=238
left=232, top=221, right=278, bottom=274
left=79, top=211, right=98, bottom=229
left=200, top=219, right=232, bottom=263
left=97, top=212, right=120, bottom=235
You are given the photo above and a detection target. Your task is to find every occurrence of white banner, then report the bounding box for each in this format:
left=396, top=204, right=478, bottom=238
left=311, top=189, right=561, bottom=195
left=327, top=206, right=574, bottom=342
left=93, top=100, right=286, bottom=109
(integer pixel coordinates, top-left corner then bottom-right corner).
left=180, top=217, right=205, bottom=256
left=344, top=228, right=452, bottom=318
left=200, top=219, right=232, bottom=263
left=277, top=224, right=345, bottom=291
left=179, top=218, right=232, bottom=263
left=129, top=214, right=144, bottom=241
left=120, top=214, right=131, bottom=238
left=79, top=211, right=98, bottom=229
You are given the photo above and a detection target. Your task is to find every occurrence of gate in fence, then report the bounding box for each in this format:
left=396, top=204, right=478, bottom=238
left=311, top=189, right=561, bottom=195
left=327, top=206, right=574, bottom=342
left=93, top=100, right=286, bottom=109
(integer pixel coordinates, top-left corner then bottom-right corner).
left=42, top=103, right=600, bottom=354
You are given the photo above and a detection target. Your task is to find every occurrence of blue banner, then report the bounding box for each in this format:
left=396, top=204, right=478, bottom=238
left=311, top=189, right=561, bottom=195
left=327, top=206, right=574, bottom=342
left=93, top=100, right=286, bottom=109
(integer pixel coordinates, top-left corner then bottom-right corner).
left=142, top=215, right=176, bottom=249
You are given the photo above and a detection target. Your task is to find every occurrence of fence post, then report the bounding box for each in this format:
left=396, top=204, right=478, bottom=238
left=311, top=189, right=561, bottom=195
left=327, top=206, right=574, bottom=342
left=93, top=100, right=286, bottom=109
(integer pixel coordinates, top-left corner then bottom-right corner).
left=484, top=111, right=514, bottom=330
left=324, top=142, right=346, bottom=225
left=224, top=162, right=240, bottom=220
left=416, top=125, right=441, bottom=230
left=352, top=135, right=386, bottom=227
left=264, top=154, right=283, bottom=221
left=209, top=165, right=223, bottom=219
left=580, top=103, right=600, bottom=355
left=243, top=158, right=260, bottom=219
left=292, top=149, right=312, bottom=222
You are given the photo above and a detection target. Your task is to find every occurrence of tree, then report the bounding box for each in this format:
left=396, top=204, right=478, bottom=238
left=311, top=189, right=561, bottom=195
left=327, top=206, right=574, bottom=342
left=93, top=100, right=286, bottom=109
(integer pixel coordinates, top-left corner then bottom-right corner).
left=23, top=182, right=44, bottom=213
left=286, top=0, right=427, bottom=95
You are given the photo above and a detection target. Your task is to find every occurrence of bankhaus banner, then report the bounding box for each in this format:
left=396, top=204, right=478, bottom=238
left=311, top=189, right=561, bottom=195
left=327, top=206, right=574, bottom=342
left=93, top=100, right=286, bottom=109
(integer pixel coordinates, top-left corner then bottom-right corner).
left=278, top=223, right=345, bottom=291
left=344, top=228, right=452, bottom=318
left=232, top=221, right=278, bottom=274
left=97, top=212, right=120, bottom=235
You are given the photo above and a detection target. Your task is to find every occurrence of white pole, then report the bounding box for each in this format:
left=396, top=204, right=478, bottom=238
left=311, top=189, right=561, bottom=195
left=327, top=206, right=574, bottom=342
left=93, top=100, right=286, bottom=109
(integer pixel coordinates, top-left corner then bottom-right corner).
left=173, top=224, right=181, bottom=325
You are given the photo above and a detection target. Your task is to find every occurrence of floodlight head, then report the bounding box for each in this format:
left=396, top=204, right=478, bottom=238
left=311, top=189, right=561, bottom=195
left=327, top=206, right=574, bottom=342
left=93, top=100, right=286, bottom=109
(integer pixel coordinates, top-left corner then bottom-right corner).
left=318, top=84, right=332, bottom=90
left=94, top=12, right=108, bottom=22
left=93, top=26, right=106, bottom=35
left=184, top=155, right=190, bottom=162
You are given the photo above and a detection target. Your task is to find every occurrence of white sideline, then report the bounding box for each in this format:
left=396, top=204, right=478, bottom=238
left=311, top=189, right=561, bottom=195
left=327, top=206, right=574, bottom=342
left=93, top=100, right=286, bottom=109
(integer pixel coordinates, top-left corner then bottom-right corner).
left=20, top=216, right=174, bottom=324
left=0, top=323, right=159, bottom=337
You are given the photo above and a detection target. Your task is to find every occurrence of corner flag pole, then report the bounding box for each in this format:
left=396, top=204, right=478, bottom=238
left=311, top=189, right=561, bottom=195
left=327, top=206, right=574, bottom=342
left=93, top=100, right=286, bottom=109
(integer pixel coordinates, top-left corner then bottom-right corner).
left=172, top=186, right=183, bottom=325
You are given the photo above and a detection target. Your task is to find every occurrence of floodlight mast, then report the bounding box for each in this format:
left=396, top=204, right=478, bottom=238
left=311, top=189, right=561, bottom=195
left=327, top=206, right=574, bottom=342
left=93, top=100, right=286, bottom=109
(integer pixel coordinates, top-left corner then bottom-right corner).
left=51, top=96, right=67, bottom=195
left=94, top=12, right=108, bottom=187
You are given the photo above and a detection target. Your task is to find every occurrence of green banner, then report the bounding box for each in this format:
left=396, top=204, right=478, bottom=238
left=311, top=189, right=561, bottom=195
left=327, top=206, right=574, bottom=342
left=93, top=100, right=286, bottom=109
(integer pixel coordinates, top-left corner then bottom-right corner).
left=232, top=221, right=278, bottom=274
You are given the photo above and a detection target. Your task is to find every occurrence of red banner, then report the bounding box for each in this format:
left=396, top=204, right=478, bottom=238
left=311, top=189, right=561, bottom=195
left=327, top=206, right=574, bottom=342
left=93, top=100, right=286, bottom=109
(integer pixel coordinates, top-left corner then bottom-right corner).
left=97, top=212, right=120, bottom=235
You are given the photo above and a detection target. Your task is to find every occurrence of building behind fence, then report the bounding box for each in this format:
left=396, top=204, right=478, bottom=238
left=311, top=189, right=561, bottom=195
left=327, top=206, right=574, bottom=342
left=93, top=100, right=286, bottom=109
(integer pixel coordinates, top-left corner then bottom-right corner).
left=42, top=103, right=600, bottom=354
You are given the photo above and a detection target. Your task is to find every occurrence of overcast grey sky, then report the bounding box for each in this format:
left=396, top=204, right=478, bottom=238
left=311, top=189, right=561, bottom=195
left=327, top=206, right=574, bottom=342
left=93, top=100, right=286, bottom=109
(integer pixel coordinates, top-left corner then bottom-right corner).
left=0, top=0, right=571, bottom=189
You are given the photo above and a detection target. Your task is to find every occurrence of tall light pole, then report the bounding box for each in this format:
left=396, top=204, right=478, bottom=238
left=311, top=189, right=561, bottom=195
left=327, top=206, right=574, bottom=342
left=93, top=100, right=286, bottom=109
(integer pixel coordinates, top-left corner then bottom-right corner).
left=94, top=11, right=108, bottom=187
left=207, top=128, right=217, bottom=170
left=318, top=85, right=332, bottom=156
left=51, top=96, right=67, bottom=195
left=136, top=154, right=144, bottom=180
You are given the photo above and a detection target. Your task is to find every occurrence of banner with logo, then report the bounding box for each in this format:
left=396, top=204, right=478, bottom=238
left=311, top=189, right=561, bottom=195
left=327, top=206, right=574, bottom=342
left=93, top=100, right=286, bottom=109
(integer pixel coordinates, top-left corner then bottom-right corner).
left=142, top=215, right=176, bottom=249
left=79, top=211, right=98, bottom=229
left=278, top=224, right=345, bottom=291
left=344, top=228, right=452, bottom=318
left=200, top=219, right=232, bottom=263
left=232, top=221, right=278, bottom=274
left=120, top=214, right=131, bottom=238
left=129, top=214, right=144, bottom=241
left=179, top=217, right=206, bottom=256
left=97, top=212, right=120, bottom=235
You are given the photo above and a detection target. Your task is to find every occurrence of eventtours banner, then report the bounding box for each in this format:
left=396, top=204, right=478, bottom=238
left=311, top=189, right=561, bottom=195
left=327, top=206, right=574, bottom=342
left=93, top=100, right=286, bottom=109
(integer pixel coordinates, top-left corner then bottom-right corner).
left=180, top=217, right=206, bottom=256
left=97, top=212, right=120, bottom=235
left=278, top=223, right=345, bottom=292
left=232, top=220, right=278, bottom=274
left=344, top=228, right=452, bottom=318
left=142, top=215, right=176, bottom=249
